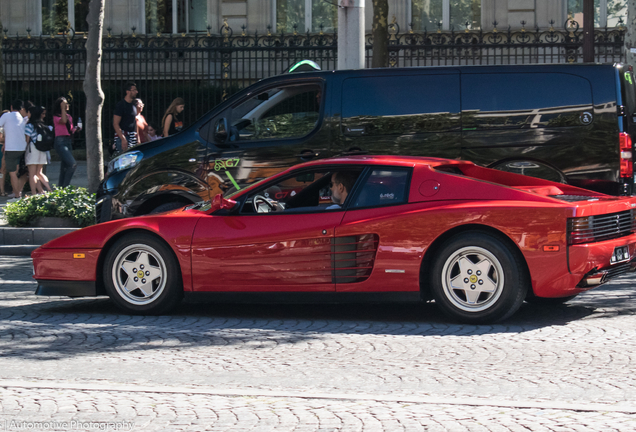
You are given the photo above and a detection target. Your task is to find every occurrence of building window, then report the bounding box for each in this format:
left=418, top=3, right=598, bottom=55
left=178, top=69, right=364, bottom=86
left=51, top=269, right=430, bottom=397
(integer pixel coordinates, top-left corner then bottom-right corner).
left=146, top=0, right=208, bottom=34
left=411, top=0, right=481, bottom=31
left=276, top=0, right=338, bottom=33
left=567, top=0, right=626, bottom=28
left=42, top=0, right=89, bottom=34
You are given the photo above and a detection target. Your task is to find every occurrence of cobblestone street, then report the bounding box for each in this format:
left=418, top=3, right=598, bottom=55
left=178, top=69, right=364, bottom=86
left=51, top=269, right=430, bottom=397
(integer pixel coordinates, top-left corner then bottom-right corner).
left=1, top=256, right=635, bottom=431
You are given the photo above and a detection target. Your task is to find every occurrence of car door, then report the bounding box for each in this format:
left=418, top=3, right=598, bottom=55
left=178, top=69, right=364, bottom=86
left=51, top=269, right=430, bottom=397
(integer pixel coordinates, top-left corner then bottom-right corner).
left=190, top=168, right=346, bottom=292
left=199, top=78, right=332, bottom=198
left=334, top=167, right=421, bottom=293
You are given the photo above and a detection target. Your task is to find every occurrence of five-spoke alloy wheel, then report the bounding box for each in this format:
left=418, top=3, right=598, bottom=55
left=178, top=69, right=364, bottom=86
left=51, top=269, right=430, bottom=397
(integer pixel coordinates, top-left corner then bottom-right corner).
left=430, top=232, right=528, bottom=324
left=104, top=233, right=183, bottom=314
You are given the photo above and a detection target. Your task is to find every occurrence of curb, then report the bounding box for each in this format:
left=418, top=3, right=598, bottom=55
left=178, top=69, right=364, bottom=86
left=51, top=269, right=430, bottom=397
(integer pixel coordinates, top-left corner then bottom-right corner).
left=0, top=380, right=634, bottom=414
left=0, top=227, right=79, bottom=255
left=0, top=245, right=39, bottom=256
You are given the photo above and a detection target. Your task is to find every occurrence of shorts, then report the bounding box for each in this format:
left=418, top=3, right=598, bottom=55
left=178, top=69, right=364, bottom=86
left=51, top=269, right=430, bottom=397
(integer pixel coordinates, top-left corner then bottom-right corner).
left=114, top=131, right=138, bottom=152
left=5, top=151, right=23, bottom=173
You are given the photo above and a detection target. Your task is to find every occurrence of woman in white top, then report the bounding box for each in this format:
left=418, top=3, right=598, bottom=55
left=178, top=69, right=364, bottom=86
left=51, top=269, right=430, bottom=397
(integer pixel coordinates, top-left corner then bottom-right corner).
left=24, top=106, right=52, bottom=194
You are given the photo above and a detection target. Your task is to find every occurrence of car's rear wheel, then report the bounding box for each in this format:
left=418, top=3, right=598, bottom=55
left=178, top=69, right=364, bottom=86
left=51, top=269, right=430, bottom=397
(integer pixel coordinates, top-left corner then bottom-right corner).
left=104, top=233, right=183, bottom=314
left=430, top=232, right=528, bottom=324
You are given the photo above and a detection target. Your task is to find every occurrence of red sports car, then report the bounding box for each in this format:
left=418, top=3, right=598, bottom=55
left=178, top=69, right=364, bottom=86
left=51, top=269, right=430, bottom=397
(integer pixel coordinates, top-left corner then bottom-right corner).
left=32, top=156, right=636, bottom=323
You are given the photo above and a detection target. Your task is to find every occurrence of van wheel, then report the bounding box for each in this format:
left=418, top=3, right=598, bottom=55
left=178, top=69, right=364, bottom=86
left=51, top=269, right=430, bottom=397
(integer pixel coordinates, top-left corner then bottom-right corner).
left=489, top=159, right=568, bottom=184
left=149, top=201, right=189, bottom=214
left=430, top=232, right=528, bottom=324
left=104, top=233, right=183, bottom=315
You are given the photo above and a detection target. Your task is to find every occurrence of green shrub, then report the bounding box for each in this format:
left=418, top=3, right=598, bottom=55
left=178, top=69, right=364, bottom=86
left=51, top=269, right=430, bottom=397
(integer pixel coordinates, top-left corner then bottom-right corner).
left=4, top=186, right=96, bottom=228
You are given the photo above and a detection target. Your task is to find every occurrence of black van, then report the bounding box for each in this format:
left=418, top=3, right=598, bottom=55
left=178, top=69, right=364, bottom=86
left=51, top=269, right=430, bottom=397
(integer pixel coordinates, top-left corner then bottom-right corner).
left=96, top=63, right=636, bottom=222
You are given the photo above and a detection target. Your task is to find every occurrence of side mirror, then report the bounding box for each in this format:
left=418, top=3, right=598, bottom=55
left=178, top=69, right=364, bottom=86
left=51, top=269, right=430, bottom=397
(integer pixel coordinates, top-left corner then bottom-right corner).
left=214, top=118, right=229, bottom=143
left=212, top=193, right=237, bottom=211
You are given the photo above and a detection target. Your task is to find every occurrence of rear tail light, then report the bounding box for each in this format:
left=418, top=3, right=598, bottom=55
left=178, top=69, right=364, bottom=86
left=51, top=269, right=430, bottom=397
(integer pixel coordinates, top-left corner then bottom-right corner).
left=620, top=132, right=633, bottom=178
left=568, top=216, right=595, bottom=245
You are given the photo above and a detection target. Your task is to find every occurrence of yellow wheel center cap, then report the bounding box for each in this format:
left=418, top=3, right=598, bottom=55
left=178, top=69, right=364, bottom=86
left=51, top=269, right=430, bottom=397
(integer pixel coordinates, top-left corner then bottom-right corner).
left=137, top=271, right=144, bottom=278
left=469, top=275, right=478, bottom=283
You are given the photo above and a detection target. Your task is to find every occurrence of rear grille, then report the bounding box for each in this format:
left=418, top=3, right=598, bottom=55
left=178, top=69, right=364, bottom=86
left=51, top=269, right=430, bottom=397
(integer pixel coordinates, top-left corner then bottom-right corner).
left=332, top=234, right=379, bottom=283
left=568, top=209, right=636, bottom=245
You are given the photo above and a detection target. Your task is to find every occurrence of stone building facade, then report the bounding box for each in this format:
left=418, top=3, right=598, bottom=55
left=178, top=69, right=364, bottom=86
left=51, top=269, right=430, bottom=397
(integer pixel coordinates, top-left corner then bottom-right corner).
left=0, top=0, right=626, bottom=37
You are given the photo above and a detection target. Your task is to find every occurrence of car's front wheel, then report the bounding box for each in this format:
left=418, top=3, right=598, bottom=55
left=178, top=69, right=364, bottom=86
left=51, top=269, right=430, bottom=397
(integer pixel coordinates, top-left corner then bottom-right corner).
left=430, top=232, right=528, bottom=324
left=103, top=233, right=183, bottom=314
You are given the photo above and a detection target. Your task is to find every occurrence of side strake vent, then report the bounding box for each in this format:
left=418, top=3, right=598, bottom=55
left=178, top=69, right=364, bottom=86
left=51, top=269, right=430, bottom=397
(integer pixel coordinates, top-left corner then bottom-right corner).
left=332, top=234, right=379, bottom=284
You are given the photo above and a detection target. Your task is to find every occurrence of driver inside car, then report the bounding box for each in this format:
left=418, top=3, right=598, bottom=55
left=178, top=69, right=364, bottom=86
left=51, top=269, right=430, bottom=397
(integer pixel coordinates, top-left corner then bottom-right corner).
left=248, top=170, right=360, bottom=213
left=325, top=171, right=357, bottom=210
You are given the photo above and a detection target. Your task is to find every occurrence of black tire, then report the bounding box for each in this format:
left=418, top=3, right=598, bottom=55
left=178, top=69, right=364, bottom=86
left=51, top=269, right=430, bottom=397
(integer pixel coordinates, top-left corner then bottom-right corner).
left=525, top=294, right=578, bottom=305
left=429, top=232, right=529, bottom=324
left=103, top=233, right=183, bottom=314
left=149, top=201, right=189, bottom=214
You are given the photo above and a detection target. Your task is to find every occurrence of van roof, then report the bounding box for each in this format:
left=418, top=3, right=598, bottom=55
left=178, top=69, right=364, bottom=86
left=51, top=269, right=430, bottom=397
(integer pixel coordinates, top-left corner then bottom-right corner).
left=273, top=62, right=624, bottom=79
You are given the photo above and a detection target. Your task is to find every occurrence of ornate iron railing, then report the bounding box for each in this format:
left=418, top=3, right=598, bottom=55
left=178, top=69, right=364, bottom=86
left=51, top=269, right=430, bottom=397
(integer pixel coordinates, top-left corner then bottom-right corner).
left=0, top=19, right=626, bottom=150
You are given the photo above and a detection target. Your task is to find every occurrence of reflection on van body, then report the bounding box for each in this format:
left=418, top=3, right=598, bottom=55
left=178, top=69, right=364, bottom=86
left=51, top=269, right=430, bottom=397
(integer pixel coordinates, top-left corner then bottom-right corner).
left=96, top=64, right=636, bottom=223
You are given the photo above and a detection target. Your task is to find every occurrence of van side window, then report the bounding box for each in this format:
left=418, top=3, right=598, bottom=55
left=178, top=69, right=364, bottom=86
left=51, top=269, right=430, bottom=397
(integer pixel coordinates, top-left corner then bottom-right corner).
left=352, top=169, right=410, bottom=208
left=341, top=75, right=460, bottom=136
left=229, top=83, right=322, bottom=141
left=461, top=73, right=594, bottom=130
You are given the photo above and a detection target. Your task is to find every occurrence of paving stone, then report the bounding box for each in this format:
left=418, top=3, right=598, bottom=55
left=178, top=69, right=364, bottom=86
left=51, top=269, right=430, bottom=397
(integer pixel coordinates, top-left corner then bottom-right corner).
left=1, top=256, right=636, bottom=430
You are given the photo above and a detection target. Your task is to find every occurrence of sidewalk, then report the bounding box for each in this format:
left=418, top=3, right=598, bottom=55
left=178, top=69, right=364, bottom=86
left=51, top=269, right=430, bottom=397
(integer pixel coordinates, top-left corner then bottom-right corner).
left=0, top=161, right=88, bottom=255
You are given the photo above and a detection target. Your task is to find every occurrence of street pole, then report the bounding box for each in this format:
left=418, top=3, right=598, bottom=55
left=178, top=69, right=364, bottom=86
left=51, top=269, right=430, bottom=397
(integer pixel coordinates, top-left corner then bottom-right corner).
left=338, top=0, right=365, bottom=70
left=583, top=0, right=594, bottom=62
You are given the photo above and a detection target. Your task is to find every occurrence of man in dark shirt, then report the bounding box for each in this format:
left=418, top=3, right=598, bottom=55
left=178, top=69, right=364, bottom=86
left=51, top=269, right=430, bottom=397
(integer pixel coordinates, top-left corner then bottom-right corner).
left=113, top=82, right=138, bottom=152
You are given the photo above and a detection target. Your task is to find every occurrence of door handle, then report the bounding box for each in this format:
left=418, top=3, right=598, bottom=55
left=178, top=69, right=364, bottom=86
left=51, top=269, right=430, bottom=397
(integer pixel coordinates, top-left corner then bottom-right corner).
left=297, top=150, right=319, bottom=161
left=341, top=147, right=368, bottom=156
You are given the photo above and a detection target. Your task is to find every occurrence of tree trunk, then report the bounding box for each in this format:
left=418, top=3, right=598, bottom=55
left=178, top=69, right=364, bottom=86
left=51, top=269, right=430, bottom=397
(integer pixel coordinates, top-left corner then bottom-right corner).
left=626, top=0, right=636, bottom=66
left=83, top=0, right=105, bottom=193
left=371, top=0, right=389, bottom=68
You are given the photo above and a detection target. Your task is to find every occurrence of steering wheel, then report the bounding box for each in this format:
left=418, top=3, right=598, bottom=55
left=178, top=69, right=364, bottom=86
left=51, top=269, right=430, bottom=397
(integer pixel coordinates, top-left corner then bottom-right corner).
left=253, top=194, right=277, bottom=213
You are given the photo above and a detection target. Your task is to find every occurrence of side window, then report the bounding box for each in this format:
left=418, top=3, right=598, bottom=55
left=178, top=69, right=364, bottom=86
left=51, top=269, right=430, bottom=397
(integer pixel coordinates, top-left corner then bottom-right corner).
left=229, top=83, right=322, bottom=142
left=352, top=169, right=410, bottom=208
left=242, top=168, right=365, bottom=214
left=461, top=73, right=594, bottom=130
left=341, top=74, right=461, bottom=136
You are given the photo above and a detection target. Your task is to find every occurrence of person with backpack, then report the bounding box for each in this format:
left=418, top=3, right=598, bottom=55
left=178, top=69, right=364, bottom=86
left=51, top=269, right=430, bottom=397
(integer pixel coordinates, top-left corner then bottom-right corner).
left=24, top=106, right=53, bottom=194
left=53, top=96, right=81, bottom=187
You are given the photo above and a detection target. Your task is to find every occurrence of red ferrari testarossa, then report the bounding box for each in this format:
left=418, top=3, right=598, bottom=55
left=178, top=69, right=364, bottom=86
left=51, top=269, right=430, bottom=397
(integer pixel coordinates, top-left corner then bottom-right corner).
left=32, top=156, right=636, bottom=323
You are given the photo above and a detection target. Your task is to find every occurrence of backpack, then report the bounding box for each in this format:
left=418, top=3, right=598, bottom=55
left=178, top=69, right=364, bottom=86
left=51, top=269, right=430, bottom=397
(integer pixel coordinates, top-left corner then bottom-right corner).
left=34, top=123, right=55, bottom=152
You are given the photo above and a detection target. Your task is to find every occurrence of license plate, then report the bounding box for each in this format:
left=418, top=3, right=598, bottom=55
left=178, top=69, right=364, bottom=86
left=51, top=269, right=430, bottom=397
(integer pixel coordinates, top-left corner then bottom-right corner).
left=610, top=246, right=630, bottom=264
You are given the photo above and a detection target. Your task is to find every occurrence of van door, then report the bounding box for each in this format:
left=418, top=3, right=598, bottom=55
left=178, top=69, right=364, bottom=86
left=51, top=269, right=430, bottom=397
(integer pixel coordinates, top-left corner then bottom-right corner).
left=336, top=73, right=461, bottom=159
left=200, top=79, right=330, bottom=196
left=460, top=72, right=597, bottom=185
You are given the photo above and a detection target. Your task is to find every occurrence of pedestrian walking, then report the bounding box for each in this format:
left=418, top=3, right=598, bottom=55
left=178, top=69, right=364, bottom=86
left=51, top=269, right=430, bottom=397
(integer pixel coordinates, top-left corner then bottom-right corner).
left=24, top=106, right=53, bottom=194
left=113, top=82, right=139, bottom=152
left=0, top=100, right=29, bottom=198
left=0, top=111, right=9, bottom=197
left=147, top=124, right=161, bottom=141
left=162, top=97, right=185, bottom=138
left=135, top=98, right=149, bottom=144
left=53, top=96, right=81, bottom=188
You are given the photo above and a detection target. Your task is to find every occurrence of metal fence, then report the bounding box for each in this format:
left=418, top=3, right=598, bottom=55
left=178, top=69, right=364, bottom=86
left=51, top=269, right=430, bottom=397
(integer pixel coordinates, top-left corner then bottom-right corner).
left=0, top=19, right=626, bottom=150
